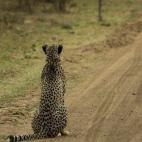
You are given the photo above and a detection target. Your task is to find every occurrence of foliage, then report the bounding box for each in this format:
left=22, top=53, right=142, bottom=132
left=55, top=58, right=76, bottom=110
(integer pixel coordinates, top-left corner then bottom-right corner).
left=46, top=0, right=72, bottom=12
left=16, top=0, right=73, bottom=12
left=17, top=0, right=36, bottom=12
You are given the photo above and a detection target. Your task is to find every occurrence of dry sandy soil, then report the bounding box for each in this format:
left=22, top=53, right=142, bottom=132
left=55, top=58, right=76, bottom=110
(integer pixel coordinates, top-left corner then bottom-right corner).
left=1, top=23, right=142, bottom=142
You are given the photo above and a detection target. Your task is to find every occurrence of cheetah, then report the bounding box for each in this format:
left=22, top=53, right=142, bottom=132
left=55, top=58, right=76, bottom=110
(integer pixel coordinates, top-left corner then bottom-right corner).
left=7, top=44, right=69, bottom=142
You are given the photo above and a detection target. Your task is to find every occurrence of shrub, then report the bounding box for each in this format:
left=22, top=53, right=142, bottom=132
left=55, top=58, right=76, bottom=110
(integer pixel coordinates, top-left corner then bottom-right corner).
left=17, top=0, right=38, bottom=12
left=46, top=0, right=72, bottom=12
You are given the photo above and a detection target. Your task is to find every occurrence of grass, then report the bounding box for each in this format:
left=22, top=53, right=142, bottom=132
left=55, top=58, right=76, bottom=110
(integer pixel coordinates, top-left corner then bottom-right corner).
left=0, top=0, right=142, bottom=106
left=0, top=63, right=42, bottom=105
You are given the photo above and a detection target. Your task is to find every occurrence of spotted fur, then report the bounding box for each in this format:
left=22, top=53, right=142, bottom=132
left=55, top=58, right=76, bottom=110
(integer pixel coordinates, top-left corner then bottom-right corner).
left=7, top=44, right=68, bottom=142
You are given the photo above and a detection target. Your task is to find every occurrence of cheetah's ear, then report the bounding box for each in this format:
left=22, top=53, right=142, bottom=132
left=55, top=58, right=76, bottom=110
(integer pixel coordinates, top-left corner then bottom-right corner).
left=42, top=44, right=48, bottom=54
left=58, top=44, right=63, bottom=54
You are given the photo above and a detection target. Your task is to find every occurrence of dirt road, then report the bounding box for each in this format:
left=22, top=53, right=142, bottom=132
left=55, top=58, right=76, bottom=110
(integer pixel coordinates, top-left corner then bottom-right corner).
left=44, top=33, right=142, bottom=142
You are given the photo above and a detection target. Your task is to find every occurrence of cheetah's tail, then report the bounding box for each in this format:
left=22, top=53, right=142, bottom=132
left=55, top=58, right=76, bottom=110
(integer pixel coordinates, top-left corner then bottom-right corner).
left=7, top=134, right=41, bottom=142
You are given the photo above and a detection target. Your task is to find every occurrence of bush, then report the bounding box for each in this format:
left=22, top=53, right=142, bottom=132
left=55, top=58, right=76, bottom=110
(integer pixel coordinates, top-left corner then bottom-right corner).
left=17, top=0, right=38, bottom=12
left=17, top=0, right=73, bottom=12
left=46, top=0, right=72, bottom=12
left=0, top=0, right=73, bottom=13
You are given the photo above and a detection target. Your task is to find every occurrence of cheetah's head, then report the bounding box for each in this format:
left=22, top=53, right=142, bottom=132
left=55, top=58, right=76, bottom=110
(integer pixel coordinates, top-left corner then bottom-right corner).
left=42, top=44, right=63, bottom=63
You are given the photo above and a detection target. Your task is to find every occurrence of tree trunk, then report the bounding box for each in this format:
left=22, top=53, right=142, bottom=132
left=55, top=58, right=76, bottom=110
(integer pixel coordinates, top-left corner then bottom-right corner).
left=98, top=0, right=103, bottom=21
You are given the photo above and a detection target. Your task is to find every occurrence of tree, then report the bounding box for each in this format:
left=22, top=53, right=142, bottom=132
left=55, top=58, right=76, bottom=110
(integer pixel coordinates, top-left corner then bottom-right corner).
left=98, top=0, right=103, bottom=21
